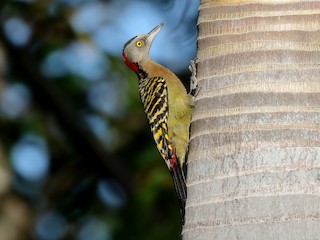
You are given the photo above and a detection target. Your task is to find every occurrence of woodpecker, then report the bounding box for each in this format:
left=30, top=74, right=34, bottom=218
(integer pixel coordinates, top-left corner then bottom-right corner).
left=122, top=22, right=192, bottom=222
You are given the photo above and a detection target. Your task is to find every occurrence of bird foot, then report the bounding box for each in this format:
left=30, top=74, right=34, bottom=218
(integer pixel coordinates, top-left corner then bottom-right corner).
left=189, top=58, right=201, bottom=97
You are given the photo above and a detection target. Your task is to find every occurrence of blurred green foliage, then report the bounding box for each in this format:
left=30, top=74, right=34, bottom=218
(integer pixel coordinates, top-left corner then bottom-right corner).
left=0, top=0, right=196, bottom=239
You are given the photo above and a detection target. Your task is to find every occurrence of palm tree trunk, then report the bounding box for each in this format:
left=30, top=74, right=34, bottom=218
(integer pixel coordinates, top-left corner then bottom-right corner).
left=184, top=1, right=320, bottom=239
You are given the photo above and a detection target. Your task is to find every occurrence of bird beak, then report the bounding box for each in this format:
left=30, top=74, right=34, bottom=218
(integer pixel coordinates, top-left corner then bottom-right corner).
left=146, top=22, right=165, bottom=44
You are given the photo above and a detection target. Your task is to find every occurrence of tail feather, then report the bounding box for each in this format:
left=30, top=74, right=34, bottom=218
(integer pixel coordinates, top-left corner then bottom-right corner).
left=171, top=162, right=187, bottom=224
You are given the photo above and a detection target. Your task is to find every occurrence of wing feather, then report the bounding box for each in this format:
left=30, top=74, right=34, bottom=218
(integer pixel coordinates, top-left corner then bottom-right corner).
left=139, top=77, right=174, bottom=166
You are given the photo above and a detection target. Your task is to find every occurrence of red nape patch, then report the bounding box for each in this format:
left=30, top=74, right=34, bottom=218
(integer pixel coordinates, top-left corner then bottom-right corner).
left=122, top=51, right=139, bottom=73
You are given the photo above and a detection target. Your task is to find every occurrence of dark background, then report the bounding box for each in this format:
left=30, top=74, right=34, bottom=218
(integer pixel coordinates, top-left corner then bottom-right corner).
left=0, top=0, right=198, bottom=239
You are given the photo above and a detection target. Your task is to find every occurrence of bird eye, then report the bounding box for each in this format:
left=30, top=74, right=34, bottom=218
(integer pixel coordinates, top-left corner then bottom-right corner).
left=136, top=41, right=143, bottom=47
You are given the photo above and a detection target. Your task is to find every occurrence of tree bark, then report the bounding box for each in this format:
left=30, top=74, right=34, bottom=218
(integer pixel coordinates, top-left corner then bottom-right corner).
left=184, top=1, right=320, bottom=239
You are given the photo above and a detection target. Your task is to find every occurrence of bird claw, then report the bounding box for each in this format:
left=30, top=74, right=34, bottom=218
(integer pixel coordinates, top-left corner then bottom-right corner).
left=189, top=58, right=200, bottom=97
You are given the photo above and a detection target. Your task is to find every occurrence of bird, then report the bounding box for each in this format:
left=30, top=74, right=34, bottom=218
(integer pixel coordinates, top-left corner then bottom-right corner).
left=122, top=22, right=193, bottom=222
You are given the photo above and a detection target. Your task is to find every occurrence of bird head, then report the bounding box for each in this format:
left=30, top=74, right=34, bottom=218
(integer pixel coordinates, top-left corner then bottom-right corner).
left=122, top=22, right=164, bottom=72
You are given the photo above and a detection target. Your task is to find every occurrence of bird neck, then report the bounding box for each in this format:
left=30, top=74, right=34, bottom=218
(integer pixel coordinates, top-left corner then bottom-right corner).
left=122, top=51, right=139, bottom=73
left=137, top=57, right=165, bottom=79
left=136, top=57, right=158, bottom=80
left=122, top=51, right=150, bottom=79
